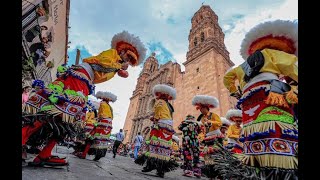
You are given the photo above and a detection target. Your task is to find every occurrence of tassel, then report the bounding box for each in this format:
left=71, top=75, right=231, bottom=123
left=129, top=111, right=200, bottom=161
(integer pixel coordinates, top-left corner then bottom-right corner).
left=285, top=89, right=298, bottom=104
left=265, top=92, right=289, bottom=108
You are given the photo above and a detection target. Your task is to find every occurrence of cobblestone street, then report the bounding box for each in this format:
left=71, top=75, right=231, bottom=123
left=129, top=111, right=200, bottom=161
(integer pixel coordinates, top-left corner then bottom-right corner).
left=22, top=146, right=197, bottom=180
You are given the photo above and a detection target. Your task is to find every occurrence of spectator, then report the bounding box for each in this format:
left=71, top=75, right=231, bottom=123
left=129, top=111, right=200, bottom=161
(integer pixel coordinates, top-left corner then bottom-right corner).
left=22, top=86, right=31, bottom=104
left=133, top=132, right=144, bottom=160
left=113, top=129, right=124, bottom=158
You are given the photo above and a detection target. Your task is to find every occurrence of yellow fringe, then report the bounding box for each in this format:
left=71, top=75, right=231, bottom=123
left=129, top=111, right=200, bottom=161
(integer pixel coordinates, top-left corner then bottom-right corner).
left=285, top=89, right=298, bottom=104
left=149, top=153, right=171, bottom=161
left=265, top=92, right=289, bottom=108
left=44, top=106, right=76, bottom=124
left=243, top=121, right=297, bottom=137
left=23, top=104, right=39, bottom=114
left=242, top=154, right=298, bottom=169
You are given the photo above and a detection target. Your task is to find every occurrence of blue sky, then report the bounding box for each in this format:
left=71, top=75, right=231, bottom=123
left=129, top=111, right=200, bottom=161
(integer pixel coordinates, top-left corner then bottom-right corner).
left=67, top=0, right=297, bottom=133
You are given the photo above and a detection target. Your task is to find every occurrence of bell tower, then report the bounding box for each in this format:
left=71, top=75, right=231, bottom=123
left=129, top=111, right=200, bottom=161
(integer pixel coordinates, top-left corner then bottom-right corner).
left=180, top=5, right=236, bottom=117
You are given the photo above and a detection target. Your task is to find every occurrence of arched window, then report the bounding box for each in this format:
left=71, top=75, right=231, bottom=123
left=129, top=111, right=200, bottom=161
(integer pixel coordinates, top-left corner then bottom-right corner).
left=150, top=64, right=153, bottom=72
left=194, top=37, right=197, bottom=46
left=201, top=32, right=205, bottom=42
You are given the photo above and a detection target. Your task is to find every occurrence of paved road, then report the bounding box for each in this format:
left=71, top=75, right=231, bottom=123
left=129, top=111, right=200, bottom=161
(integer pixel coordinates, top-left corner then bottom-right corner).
left=22, top=146, right=200, bottom=180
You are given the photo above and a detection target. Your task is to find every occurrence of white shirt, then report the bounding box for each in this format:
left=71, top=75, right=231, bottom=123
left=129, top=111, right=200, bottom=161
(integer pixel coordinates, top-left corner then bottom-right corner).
left=116, top=132, right=124, bottom=142
left=134, top=135, right=144, bottom=147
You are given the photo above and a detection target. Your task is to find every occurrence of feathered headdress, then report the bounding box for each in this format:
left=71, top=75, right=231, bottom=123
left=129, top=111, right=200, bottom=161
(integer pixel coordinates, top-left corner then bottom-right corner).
left=172, top=135, right=179, bottom=143
left=111, top=31, right=147, bottom=66
left=192, top=95, right=219, bottom=110
left=95, top=91, right=117, bottom=102
left=225, top=109, right=242, bottom=122
left=152, top=84, right=177, bottom=100
left=240, top=20, right=298, bottom=60
left=220, top=117, right=231, bottom=128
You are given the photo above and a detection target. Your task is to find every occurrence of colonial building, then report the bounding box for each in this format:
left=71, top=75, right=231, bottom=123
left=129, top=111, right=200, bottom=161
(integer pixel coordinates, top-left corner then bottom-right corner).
left=22, top=0, right=70, bottom=87
left=123, top=5, right=237, bottom=143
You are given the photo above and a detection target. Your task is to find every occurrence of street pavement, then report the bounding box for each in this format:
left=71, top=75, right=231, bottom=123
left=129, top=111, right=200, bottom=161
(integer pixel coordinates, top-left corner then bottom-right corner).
left=22, top=146, right=200, bottom=180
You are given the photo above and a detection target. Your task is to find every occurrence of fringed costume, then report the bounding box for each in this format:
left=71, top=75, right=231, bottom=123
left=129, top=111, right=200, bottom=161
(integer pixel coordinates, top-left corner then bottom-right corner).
left=75, top=91, right=117, bottom=160
left=225, top=109, right=243, bottom=154
left=178, top=115, right=202, bottom=177
left=22, top=31, right=146, bottom=166
left=171, top=135, right=181, bottom=163
left=223, top=20, right=298, bottom=179
left=220, top=117, right=231, bottom=147
left=192, top=95, right=223, bottom=179
left=135, top=84, right=178, bottom=178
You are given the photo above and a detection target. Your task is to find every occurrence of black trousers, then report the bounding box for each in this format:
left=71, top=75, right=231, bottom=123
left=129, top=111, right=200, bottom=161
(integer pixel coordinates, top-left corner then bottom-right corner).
left=113, top=140, right=121, bottom=156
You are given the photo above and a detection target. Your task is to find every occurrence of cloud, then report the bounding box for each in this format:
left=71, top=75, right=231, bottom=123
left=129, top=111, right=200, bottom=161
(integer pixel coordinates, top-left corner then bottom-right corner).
left=224, top=0, right=298, bottom=66
left=146, top=41, right=176, bottom=65
left=67, top=0, right=296, bottom=133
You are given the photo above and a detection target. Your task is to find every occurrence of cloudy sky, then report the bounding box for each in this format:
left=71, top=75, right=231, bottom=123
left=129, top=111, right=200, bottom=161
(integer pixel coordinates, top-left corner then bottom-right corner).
left=67, top=0, right=298, bottom=133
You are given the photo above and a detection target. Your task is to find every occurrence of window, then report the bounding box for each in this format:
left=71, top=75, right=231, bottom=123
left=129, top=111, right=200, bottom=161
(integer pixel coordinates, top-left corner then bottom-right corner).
left=201, top=32, right=205, bottom=42
left=194, top=37, right=198, bottom=46
left=196, top=68, right=199, bottom=73
left=197, top=86, right=200, bottom=90
left=150, top=64, right=153, bottom=72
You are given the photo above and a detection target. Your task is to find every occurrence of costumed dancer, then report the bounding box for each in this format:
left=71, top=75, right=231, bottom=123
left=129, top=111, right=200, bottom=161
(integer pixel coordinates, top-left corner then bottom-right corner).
left=171, top=135, right=180, bottom=163
left=225, top=109, right=243, bottom=154
left=223, top=20, right=298, bottom=179
left=22, top=30, right=146, bottom=166
left=75, top=91, right=117, bottom=160
left=220, top=117, right=231, bottom=147
left=135, top=84, right=178, bottom=178
left=71, top=100, right=98, bottom=156
left=22, top=80, right=46, bottom=159
left=178, top=115, right=202, bottom=178
left=192, top=95, right=222, bottom=179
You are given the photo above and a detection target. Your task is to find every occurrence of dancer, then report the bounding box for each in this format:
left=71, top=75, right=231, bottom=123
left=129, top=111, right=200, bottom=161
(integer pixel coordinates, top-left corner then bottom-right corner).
left=192, top=95, right=222, bottom=179
left=220, top=117, right=230, bottom=146
left=225, top=109, right=243, bottom=154
left=178, top=115, right=202, bottom=178
left=75, top=91, right=117, bottom=160
left=22, top=31, right=146, bottom=166
left=135, top=84, right=178, bottom=178
left=223, top=20, right=298, bottom=179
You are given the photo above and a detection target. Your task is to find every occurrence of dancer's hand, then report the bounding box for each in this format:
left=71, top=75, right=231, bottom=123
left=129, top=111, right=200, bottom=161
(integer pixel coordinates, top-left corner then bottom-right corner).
left=121, top=62, right=129, bottom=70
left=118, top=69, right=129, bottom=78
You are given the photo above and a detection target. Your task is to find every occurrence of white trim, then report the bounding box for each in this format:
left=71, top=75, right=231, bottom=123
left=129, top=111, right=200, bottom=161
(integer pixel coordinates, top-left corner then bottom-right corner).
left=79, top=63, right=94, bottom=82
left=158, top=119, right=173, bottom=126
left=243, top=72, right=278, bottom=92
left=228, top=138, right=240, bottom=145
left=206, top=129, right=222, bottom=137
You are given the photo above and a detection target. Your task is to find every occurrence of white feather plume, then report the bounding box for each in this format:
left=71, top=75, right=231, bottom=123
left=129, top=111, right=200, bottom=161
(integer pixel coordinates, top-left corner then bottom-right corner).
left=220, top=117, right=231, bottom=126
left=95, top=91, right=117, bottom=102
left=225, top=109, right=242, bottom=120
left=192, top=95, right=219, bottom=108
left=240, top=20, right=298, bottom=60
left=152, top=84, right=177, bottom=100
left=111, top=30, right=147, bottom=65
left=172, top=135, right=179, bottom=143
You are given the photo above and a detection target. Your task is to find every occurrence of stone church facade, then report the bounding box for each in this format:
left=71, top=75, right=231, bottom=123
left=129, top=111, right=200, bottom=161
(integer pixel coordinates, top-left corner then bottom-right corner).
left=123, top=5, right=237, bottom=143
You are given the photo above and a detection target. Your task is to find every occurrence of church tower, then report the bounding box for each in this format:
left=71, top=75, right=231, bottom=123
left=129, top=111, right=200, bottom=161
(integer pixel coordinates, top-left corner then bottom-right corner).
left=173, top=5, right=236, bottom=130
